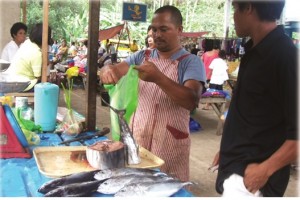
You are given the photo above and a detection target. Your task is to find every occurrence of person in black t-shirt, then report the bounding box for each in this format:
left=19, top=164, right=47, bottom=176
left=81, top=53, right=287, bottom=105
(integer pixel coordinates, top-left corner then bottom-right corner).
left=210, top=0, right=298, bottom=197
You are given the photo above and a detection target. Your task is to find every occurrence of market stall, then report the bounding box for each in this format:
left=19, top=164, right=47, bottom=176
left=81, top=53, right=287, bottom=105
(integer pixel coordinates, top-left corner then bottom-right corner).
left=0, top=121, right=193, bottom=197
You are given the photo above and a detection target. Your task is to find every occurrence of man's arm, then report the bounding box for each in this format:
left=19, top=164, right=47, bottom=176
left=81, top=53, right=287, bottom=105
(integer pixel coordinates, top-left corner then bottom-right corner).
left=244, top=140, right=298, bottom=193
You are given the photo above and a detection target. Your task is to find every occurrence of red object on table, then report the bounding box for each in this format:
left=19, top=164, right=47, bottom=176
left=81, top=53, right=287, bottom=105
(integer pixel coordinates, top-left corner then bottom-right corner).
left=0, top=105, right=31, bottom=158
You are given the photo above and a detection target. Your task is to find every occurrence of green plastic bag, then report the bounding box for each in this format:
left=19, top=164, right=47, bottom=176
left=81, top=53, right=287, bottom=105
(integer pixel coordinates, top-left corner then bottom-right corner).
left=104, top=66, right=139, bottom=141
left=14, top=108, right=42, bottom=145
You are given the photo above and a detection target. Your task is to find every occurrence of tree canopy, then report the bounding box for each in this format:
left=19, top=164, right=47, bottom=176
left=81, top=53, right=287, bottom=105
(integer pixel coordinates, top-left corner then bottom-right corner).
left=24, top=0, right=234, bottom=46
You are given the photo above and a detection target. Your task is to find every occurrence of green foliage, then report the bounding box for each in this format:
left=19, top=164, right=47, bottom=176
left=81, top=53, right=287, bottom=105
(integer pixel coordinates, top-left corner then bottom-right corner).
left=26, top=0, right=89, bottom=43
left=25, top=0, right=234, bottom=47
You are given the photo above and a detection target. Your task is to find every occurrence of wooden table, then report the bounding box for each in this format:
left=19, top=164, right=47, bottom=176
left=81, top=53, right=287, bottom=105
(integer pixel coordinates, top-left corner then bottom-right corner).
left=227, top=74, right=237, bottom=90
left=4, top=92, right=34, bottom=104
left=200, top=96, right=227, bottom=135
left=0, top=132, right=193, bottom=197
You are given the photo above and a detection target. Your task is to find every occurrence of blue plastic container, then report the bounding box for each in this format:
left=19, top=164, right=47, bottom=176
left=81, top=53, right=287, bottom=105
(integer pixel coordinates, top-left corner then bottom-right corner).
left=34, top=83, right=59, bottom=132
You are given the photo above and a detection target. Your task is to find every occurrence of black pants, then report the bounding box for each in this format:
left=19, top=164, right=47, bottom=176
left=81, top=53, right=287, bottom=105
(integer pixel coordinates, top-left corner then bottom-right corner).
left=111, top=53, right=117, bottom=63
left=209, top=83, right=223, bottom=90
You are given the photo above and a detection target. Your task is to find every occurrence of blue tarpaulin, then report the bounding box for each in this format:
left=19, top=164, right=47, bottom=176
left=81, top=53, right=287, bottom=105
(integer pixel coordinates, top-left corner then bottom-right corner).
left=0, top=133, right=193, bottom=197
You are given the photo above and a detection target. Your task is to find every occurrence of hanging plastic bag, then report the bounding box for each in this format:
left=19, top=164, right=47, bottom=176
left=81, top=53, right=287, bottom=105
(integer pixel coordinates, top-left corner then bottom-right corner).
left=104, top=66, right=139, bottom=141
left=56, top=78, right=83, bottom=136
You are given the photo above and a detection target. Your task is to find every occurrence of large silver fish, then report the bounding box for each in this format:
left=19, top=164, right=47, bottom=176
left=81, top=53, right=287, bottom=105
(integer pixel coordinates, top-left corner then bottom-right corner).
left=101, top=98, right=140, bottom=165
left=94, top=167, right=166, bottom=181
left=44, top=180, right=105, bottom=197
left=114, top=179, right=193, bottom=197
left=97, top=174, right=173, bottom=194
left=38, top=170, right=101, bottom=194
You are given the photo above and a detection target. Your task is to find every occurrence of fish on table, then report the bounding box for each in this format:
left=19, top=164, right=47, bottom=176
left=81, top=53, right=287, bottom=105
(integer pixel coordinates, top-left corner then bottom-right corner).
left=44, top=180, right=105, bottom=197
left=97, top=174, right=173, bottom=194
left=38, top=169, right=101, bottom=194
left=94, top=167, right=166, bottom=181
left=114, top=179, right=194, bottom=197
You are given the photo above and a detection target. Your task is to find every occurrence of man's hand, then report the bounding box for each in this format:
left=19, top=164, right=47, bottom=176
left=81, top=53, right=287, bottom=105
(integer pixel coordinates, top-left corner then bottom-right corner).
left=133, top=60, right=163, bottom=83
left=99, top=65, right=122, bottom=84
left=244, top=163, right=269, bottom=194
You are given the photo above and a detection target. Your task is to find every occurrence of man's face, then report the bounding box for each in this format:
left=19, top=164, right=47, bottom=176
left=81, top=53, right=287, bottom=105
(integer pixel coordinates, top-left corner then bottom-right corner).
left=232, top=2, right=250, bottom=38
left=151, top=12, right=182, bottom=52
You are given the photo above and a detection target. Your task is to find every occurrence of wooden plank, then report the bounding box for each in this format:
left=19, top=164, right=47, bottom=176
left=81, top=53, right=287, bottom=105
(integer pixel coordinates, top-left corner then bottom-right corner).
left=4, top=92, right=34, bottom=103
left=85, top=0, right=100, bottom=131
left=4, top=92, right=34, bottom=97
left=200, top=97, right=226, bottom=104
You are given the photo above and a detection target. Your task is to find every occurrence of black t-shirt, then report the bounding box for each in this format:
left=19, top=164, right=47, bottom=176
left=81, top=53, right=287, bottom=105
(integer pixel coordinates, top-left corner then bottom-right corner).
left=216, top=26, right=298, bottom=197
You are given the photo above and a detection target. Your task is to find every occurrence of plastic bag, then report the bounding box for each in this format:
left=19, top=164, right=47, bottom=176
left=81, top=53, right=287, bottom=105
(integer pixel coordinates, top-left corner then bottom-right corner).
left=104, top=66, right=139, bottom=141
left=56, top=78, right=83, bottom=136
left=14, top=108, right=41, bottom=145
left=58, top=109, right=83, bottom=136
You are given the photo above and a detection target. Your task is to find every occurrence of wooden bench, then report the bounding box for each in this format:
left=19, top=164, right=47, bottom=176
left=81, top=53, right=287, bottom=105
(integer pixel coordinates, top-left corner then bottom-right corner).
left=200, top=96, right=227, bottom=135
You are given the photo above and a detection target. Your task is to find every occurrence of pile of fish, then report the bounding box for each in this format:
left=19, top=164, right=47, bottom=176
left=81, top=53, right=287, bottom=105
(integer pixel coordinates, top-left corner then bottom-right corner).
left=38, top=167, right=193, bottom=197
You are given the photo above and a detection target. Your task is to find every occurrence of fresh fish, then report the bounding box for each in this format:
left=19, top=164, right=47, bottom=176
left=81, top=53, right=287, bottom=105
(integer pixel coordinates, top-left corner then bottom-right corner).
left=101, top=98, right=140, bottom=165
left=44, top=180, right=104, bottom=197
left=94, top=167, right=166, bottom=181
left=97, top=174, right=173, bottom=194
left=114, top=179, right=193, bottom=197
left=38, top=170, right=101, bottom=194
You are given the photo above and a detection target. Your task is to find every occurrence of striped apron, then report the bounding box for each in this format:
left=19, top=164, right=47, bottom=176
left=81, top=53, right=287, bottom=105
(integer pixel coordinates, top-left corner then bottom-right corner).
left=131, top=51, right=191, bottom=181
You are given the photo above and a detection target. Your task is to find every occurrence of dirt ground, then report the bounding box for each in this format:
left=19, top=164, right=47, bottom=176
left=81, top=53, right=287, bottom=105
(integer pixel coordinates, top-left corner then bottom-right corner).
left=60, top=84, right=299, bottom=197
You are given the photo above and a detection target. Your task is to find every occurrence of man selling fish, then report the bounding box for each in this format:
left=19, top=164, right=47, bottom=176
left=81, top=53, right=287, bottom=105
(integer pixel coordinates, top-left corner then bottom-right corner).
left=99, top=5, right=206, bottom=181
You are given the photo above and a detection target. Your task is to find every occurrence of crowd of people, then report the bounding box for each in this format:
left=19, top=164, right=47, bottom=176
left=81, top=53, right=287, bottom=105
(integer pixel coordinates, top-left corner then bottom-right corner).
left=0, top=0, right=298, bottom=198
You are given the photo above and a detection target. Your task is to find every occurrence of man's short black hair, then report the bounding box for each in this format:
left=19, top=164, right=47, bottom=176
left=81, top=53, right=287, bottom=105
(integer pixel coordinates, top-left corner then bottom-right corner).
left=234, top=0, right=285, bottom=21
left=29, top=23, right=52, bottom=46
left=10, top=22, right=27, bottom=38
left=219, top=50, right=227, bottom=59
left=154, top=5, right=183, bottom=26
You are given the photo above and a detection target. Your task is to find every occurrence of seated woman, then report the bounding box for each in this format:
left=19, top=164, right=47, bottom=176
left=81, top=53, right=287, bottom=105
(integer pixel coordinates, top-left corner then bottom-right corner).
left=54, top=39, right=68, bottom=63
left=4, top=23, right=52, bottom=92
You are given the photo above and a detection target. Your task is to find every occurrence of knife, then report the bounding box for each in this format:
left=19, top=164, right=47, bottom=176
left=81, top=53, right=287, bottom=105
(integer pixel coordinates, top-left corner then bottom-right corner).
left=59, top=127, right=110, bottom=145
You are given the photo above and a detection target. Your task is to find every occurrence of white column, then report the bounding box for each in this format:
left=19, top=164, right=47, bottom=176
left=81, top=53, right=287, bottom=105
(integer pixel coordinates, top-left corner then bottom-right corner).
left=223, top=0, right=232, bottom=38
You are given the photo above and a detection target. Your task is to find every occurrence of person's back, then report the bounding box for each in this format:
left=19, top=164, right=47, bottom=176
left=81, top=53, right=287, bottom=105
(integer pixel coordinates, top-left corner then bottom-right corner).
left=5, top=23, right=52, bottom=91
left=209, top=50, right=228, bottom=90
left=202, top=46, right=219, bottom=81
left=109, top=44, right=116, bottom=54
